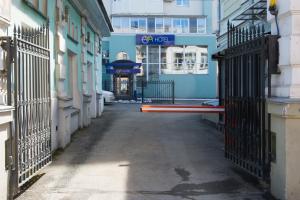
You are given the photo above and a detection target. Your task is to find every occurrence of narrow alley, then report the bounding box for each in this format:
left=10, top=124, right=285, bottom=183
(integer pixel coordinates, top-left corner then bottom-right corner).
left=17, top=104, right=266, bottom=200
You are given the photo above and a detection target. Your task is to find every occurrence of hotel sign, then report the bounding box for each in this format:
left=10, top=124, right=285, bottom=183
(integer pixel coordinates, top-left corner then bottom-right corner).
left=136, top=34, right=175, bottom=45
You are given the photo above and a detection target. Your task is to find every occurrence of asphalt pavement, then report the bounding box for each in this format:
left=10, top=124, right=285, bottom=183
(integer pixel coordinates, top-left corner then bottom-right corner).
left=17, top=103, right=268, bottom=200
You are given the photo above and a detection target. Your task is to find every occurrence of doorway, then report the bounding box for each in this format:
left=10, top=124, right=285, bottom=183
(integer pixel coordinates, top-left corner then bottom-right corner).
left=68, top=51, right=80, bottom=109
left=114, top=74, right=133, bottom=100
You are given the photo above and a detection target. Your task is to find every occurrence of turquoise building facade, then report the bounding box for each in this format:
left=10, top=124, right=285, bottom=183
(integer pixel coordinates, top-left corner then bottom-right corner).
left=105, top=35, right=217, bottom=99
left=1, top=0, right=112, bottom=153
left=102, top=0, right=218, bottom=99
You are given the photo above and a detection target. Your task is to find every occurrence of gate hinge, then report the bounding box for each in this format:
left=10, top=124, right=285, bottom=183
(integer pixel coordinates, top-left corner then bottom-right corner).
left=0, top=37, right=12, bottom=49
left=266, top=35, right=280, bottom=75
left=0, top=36, right=14, bottom=71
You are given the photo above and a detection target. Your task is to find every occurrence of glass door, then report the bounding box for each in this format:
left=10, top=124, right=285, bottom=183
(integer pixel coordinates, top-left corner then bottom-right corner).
left=114, top=75, right=132, bottom=99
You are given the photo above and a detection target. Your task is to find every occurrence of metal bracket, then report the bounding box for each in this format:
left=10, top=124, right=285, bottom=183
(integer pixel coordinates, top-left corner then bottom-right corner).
left=5, top=138, right=14, bottom=170
left=0, top=37, right=12, bottom=50
left=267, top=35, right=281, bottom=75
left=0, top=36, right=14, bottom=71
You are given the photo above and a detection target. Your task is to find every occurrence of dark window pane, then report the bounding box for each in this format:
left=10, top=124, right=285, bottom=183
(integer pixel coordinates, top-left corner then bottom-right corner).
left=131, top=18, right=138, bottom=29
left=190, top=18, right=197, bottom=33
left=148, top=18, right=155, bottom=33
left=148, top=46, right=159, bottom=63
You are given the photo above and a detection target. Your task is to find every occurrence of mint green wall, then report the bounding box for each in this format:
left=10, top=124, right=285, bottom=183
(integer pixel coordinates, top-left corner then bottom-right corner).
left=86, top=25, right=95, bottom=61
left=64, top=0, right=82, bottom=95
left=86, top=25, right=95, bottom=93
left=12, top=0, right=102, bottom=96
left=105, top=34, right=217, bottom=99
left=102, top=41, right=111, bottom=82
left=108, top=35, right=136, bottom=62
left=96, top=49, right=102, bottom=92
left=11, top=0, right=56, bottom=91
left=102, top=41, right=110, bottom=51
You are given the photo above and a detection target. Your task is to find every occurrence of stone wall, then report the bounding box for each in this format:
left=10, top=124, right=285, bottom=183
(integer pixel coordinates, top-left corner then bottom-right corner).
left=268, top=1, right=300, bottom=199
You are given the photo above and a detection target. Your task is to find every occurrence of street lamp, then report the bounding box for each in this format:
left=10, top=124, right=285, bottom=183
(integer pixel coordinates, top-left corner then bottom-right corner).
left=269, top=0, right=280, bottom=36
left=269, top=0, right=278, bottom=15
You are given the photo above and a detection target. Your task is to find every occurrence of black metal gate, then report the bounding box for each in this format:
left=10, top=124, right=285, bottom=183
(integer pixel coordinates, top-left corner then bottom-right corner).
left=140, top=80, right=175, bottom=104
left=4, top=24, right=52, bottom=196
left=222, top=23, right=279, bottom=180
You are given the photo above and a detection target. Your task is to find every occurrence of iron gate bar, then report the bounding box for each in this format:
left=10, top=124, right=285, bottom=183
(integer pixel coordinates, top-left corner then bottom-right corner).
left=223, top=22, right=278, bottom=180
left=8, top=23, right=51, bottom=195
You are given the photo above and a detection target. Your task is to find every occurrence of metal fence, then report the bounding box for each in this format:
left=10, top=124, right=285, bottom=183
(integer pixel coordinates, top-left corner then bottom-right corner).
left=222, top=22, right=279, bottom=180
left=103, top=79, right=113, bottom=92
left=2, top=24, right=52, bottom=196
left=140, top=80, right=174, bottom=104
left=103, top=79, right=175, bottom=104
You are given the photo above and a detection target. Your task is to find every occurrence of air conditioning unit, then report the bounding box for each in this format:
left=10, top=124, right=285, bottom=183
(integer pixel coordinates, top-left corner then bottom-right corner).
left=164, top=0, right=174, bottom=2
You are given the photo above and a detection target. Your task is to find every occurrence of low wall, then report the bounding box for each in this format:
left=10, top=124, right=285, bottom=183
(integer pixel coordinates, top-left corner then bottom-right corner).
left=0, top=106, right=14, bottom=200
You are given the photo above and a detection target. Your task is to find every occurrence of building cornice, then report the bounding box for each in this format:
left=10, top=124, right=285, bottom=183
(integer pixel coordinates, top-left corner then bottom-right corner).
left=0, top=16, right=10, bottom=27
left=111, top=14, right=207, bottom=18
left=69, top=0, right=112, bottom=37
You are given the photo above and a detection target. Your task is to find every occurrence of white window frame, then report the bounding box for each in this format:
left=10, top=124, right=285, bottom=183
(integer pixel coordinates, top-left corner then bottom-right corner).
left=137, top=45, right=209, bottom=76
left=197, top=17, right=207, bottom=34
left=130, top=17, right=147, bottom=33
left=176, top=0, right=189, bottom=7
left=112, top=17, right=121, bottom=32
left=112, top=16, right=206, bottom=34
left=184, top=18, right=190, bottom=33
left=155, top=18, right=164, bottom=33
left=112, top=17, right=131, bottom=33
left=121, top=17, right=130, bottom=33
left=200, top=52, right=208, bottom=70
left=172, top=18, right=189, bottom=34
left=163, top=18, right=172, bottom=33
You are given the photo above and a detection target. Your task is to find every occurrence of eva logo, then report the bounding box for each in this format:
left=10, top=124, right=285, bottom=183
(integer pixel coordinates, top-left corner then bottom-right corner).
left=141, top=35, right=153, bottom=44
left=136, top=34, right=175, bottom=45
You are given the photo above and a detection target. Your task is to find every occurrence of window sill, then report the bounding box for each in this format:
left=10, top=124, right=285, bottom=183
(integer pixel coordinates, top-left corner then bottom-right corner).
left=176, top=4, right=189, bottom=7
left=87, top=50, right=94, bottom=56
left=23, top=0, right=48, bottom=20
left=67, top=34, right=79, bottom=44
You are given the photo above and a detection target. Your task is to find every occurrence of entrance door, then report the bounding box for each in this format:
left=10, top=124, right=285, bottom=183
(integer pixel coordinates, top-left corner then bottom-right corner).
left=114, top=75, right=132, bottom=100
